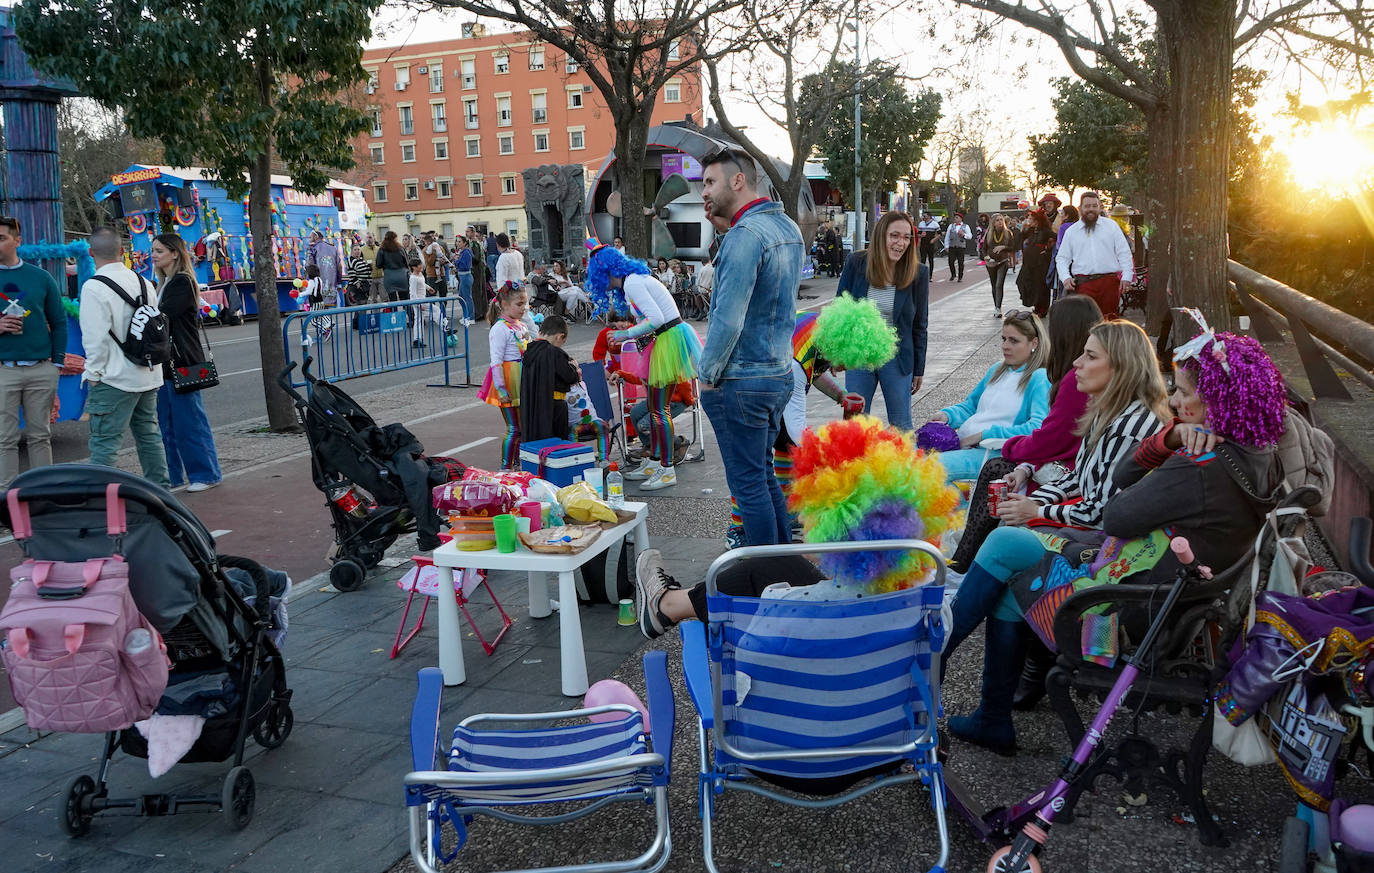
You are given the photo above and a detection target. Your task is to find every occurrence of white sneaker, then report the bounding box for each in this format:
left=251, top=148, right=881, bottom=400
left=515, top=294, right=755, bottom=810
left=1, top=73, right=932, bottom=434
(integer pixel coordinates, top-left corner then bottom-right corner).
left=641, top=467, right=677, bottom=491
left=186, top=481, right=220, bottom=493
left=623, top=459, right=661, bottom=481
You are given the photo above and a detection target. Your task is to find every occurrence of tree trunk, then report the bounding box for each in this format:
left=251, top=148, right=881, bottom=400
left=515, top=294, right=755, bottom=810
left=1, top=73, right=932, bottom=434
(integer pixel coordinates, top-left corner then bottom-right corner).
left=251, top=62, right=296, bottom=432
left=1143, top=100, right=1174, bottom=337
left=614, top=117, right=650, bottom=260
left=1158, top=0, right=1234, bottom=332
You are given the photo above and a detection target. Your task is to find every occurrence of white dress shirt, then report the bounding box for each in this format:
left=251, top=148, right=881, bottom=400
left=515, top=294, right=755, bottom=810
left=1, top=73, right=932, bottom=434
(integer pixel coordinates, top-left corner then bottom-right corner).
left=494, top=249, right=526, bottom=288
left=944, top=223, right=973, bottom=249
left=1055, top=218, right=1134, bottom=282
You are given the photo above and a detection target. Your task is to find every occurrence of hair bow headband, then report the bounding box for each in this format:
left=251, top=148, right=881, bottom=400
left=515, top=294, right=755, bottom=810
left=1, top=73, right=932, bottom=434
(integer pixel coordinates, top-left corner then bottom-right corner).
left=1172, top=307, right=1229, bottom=374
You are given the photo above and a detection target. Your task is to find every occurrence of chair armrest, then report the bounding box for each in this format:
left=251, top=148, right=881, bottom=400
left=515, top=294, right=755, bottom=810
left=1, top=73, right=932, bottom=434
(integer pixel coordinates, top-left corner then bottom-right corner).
left=642, top=650, right=675, bottom=777
left=410, top=668, right=444, bottom=780
left=680, top=621, right=714, bottom=729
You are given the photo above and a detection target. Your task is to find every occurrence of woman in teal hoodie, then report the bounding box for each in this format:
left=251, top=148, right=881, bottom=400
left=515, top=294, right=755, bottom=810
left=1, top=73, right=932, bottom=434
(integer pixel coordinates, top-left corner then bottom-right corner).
left=928, top=310, right=1051, bottom=483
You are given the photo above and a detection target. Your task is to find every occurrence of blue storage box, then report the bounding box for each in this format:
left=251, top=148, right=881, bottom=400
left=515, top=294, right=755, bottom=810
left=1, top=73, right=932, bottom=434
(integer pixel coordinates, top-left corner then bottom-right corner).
left=520, top=439, right=595, bottom=487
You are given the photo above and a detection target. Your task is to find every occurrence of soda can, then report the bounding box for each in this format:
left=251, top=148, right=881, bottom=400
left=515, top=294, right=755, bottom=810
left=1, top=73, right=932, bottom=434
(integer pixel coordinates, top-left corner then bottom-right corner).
left=988, top=481, right=1008, bottom=516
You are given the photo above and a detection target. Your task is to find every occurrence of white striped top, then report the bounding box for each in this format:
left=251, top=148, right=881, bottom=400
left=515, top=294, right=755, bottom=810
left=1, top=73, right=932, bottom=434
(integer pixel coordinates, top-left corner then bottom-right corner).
left=1030, top=400, right=1164, bottom=528
left=869, top=284, right=896, bottom=326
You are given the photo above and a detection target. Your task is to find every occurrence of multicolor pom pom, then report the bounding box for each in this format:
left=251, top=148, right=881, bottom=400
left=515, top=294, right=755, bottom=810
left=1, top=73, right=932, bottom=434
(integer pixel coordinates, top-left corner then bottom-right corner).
left=814, top=294, right=897, bottom=371
left=789, top=416, right=961, bottom=593
left=915, top=421, right=960, bottom=452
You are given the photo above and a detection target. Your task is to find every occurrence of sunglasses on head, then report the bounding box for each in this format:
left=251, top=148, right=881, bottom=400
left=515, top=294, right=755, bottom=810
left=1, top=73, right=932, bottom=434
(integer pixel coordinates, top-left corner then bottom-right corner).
left=1004, top=309, right=1035, bottom=321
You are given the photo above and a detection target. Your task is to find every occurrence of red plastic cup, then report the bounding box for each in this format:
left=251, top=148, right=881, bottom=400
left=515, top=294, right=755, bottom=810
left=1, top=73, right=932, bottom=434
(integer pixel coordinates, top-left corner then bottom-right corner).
left=518, top=501, right=543, bottom=532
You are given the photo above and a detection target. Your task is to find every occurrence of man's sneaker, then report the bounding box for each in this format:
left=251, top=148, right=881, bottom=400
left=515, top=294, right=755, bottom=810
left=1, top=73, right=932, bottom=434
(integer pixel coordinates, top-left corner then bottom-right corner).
left=624, top=458, right=661, bottom=480
left=634, top=548, right=680, bottom=640
left=724, top=526, right=746, bottom=550
left=642, top=466, right=677, bottom=491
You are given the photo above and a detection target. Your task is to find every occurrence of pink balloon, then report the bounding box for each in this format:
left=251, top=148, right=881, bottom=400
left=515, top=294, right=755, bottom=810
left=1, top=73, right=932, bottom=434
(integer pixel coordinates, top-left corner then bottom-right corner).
left=1340, top=805, right=1374, bottom=851
left=583, top=679, right=649, bottom=731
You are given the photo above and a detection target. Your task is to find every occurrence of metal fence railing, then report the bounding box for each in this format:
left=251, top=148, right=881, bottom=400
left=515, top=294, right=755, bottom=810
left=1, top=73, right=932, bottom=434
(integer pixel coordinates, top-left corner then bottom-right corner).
left=280, top=296, right=473, bottom=390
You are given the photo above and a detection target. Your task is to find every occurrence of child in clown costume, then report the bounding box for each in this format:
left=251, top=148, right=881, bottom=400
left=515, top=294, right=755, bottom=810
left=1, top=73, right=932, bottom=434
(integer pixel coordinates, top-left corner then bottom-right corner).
left=586, top=244, right=702, bottom=491
left=477, top=282, right=538, bottom=469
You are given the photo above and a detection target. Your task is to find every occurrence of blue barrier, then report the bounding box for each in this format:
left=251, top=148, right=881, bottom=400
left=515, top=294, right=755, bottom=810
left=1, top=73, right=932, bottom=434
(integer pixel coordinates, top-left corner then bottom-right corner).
left=281, top=296, right=473, bottom=390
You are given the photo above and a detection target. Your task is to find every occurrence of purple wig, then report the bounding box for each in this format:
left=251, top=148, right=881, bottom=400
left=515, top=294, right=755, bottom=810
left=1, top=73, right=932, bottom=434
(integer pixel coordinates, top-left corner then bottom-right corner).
left=1177, top=331, right=1286, bottom=447
left=585, top=246, right=648, bottom=318
left=915, top=421, right=960, bottom=452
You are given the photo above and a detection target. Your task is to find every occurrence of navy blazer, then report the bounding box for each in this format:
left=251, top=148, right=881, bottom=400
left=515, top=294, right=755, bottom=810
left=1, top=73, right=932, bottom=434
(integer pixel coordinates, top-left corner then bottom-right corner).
left=835, top=252, right=930, bottom=377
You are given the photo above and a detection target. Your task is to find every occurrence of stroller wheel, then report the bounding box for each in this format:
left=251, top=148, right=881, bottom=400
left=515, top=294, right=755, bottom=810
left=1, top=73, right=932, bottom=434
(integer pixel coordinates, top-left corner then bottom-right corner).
left=329, top=558, right=367, bottom=592
left=988, top=845, right=1043, bottom=873
left=60, top=774, right=96, bottom=837
left=221, top=766, right=255, bottom=831
left=253, top=701, right=294, bottom=750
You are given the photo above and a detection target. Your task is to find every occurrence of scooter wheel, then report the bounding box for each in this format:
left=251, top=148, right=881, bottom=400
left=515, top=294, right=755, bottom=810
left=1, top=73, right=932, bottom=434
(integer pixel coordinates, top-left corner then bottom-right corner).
left=988, top=845, right=1043, bottom=873
left=329, top=558, right=366, bottom=592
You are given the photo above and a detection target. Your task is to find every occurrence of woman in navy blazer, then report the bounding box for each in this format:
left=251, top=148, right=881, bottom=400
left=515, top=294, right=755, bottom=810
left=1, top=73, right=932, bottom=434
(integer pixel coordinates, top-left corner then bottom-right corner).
left=836, top=211, right=930, bottom=430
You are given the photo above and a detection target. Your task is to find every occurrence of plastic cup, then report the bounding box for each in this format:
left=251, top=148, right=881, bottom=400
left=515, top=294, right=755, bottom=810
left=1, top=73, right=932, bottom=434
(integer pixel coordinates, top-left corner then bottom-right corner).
left=518, top=501, right=542, bottom=532
left=583, top=467, right=604, bottom=498
left=493, top=514, right=518, bottom=553
left=617, top=599, right=636, bottom=626
left=515, top=516, right=532, bottom=536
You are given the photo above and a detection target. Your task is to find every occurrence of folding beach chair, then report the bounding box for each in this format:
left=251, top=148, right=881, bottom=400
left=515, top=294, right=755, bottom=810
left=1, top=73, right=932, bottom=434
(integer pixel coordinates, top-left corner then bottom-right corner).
left=579, top=360, right=627, bottom=464
left=681, top=540, right=950, bottom=873
left=404, top=652, right=675, bottom=873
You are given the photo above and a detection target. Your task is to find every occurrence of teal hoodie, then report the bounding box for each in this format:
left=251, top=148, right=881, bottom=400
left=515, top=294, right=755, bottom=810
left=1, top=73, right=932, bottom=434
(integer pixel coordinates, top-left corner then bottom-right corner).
left=940, top=363, right=1051, bottom=440
left=0, top=262, right=67, bottom=363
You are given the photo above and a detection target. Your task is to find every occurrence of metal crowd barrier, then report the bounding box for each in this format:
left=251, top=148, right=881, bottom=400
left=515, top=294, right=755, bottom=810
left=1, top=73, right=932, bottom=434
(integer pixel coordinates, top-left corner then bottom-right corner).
left=280, top=296, right=473, bottom=390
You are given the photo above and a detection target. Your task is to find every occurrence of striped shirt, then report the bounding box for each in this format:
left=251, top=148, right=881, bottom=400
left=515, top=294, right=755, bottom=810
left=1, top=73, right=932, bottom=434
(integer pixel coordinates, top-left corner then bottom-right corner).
left=869, top=284, right=896, bottom=326
left=1030, top=400, right=1164, bottom=528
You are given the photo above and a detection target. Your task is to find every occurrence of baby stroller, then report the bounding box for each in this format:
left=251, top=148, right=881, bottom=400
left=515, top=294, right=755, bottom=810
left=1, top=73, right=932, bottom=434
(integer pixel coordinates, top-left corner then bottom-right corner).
left=279, top=357, right=464, bottom=592
left=0, top=464, right=292, bottom=834
left=671, top=280, right=709, bottom=321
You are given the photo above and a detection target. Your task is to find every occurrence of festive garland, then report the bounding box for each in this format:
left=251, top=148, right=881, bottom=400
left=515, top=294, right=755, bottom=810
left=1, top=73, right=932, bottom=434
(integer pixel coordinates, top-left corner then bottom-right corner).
left=18, top=240, right=97, bottom=301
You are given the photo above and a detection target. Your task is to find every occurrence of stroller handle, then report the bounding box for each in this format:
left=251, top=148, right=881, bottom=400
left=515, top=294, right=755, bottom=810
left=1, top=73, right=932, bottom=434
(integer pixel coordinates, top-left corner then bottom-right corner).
left=4, top=481, right=169, bottom=517
left=277, top=356, right=316, bottom=404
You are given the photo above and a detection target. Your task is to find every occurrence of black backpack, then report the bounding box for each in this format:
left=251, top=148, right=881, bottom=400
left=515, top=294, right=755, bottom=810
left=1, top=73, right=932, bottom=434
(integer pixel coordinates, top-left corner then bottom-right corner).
left=92, top=275, right=172, bottom=368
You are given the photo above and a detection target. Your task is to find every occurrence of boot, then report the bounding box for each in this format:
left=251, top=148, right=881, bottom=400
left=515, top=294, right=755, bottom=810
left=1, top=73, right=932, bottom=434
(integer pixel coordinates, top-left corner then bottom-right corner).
left=947, top=618, right=1027, bottom=757
left=940, top=562, right=1006, bottom=682
left=1012, top=637, right=1056, bottom=711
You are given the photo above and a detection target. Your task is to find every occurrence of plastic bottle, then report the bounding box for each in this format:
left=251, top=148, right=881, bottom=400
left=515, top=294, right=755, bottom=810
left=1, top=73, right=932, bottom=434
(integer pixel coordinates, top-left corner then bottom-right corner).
left=606, top=462, right=625, bottom=509
left=124, top=628, right=152, bottom=654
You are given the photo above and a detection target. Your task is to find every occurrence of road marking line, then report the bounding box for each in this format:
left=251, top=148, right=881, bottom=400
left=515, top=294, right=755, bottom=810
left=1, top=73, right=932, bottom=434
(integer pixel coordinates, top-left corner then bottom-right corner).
left=209, top=529, right=232, bottom=538
left=209, top=335, right=263, bottom=347
left=437, top=435, right=497, bottom=456
left=220, top=367, right=263, bottom=378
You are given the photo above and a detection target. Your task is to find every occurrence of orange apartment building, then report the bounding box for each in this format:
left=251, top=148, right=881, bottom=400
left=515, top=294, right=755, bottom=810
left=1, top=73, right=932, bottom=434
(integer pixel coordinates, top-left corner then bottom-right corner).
left=358, top=23, right=704, bottom=243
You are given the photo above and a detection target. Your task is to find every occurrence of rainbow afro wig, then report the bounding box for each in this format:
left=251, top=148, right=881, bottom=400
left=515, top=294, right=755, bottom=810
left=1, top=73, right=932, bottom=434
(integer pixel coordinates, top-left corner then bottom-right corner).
left=585, top=245, right=649, bottom=318
left=814, top=294, right=897, bottom=371
left=789, top=416, right=961, bottom=593
left=1176, top=330, right=1287, bottom=447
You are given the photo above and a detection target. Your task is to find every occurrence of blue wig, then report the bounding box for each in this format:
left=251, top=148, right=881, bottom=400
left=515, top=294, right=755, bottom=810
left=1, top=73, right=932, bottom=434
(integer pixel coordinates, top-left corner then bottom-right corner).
left=585, top=246, right=649, bottom=318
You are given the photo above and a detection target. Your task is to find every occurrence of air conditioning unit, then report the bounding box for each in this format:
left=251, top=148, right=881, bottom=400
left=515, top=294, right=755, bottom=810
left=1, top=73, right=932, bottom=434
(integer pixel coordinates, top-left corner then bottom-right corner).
left=583, top=85, right=593, bottom=93
left=394, top=82, right=407, bottom=90
left=418, top=66, right=428, bottom=75
left=405, top=213, right=416, bottom=221
left=424, top=181, right=436, bottom=190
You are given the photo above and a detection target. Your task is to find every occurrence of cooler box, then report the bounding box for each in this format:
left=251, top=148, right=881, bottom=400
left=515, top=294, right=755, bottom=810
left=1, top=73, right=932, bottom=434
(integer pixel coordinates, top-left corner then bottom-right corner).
left=520, top=439, right=595, bottom=487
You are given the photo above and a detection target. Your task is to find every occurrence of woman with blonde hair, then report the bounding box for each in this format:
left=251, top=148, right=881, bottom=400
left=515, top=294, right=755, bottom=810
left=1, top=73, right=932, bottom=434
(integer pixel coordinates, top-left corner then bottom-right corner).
left=940, top=319, right=1168, bottom=754
left=835, top=210, right=930, bottom=429
left=150, top=233, right=221, bottom=492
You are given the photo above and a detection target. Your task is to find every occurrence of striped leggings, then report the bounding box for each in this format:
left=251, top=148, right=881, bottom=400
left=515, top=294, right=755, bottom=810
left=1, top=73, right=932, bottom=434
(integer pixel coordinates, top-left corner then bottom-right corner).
left=644, top=384, right=675, bottom=469
left=729, top=446, right=795, bottom=529
left=498, top=405, right=520, bottom=470
left=575, top=419, right=611, bottom=461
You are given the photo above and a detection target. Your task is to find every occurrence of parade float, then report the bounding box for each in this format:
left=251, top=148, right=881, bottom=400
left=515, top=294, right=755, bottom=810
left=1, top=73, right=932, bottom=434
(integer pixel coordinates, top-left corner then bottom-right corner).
left=93, top=165, right=370, bottom=319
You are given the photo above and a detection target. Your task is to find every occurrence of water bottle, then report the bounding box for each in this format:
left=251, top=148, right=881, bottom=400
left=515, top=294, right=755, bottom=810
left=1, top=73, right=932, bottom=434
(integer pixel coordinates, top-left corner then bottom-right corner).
left=606, top=462, right=625, bottom=509
left=124, top=628, right=153, bottom=654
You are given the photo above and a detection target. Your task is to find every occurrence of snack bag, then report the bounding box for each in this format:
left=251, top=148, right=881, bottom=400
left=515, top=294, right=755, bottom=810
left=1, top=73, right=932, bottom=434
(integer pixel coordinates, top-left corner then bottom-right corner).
left=555, top=482, right=618, bottom=524
left=431, top=480, right=519, bottom=516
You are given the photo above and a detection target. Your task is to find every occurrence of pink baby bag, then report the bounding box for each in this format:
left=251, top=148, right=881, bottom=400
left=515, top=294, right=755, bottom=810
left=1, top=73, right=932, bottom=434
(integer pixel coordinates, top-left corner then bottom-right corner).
left=0, top=485, right=169, bottom=733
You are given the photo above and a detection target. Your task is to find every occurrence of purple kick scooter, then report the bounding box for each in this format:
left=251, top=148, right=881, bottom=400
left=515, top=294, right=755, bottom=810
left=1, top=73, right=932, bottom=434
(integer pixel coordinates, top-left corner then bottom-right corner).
left=943, top=536, right=1208, bottom=873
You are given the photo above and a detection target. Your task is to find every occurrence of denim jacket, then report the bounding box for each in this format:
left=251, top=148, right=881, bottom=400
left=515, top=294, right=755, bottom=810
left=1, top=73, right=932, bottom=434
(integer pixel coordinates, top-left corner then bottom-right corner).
left=836, top=252, right=930, bottom=377
left=698, top=200, right=803, bottom=384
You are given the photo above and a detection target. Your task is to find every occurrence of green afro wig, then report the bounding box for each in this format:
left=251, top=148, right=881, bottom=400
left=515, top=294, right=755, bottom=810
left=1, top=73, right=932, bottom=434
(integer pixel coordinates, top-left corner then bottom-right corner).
left=815, top=294, right=898, bottom=372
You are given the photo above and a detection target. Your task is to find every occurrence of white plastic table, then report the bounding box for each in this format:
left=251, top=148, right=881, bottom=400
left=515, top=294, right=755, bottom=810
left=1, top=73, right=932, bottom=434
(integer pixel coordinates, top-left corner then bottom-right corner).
left=429, top=501, right=650, bottom=696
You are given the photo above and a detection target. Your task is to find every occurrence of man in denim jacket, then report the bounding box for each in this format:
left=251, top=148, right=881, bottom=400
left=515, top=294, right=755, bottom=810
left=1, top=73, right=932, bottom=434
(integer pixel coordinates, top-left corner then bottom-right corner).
left=699, top=148, right=803, bottom=546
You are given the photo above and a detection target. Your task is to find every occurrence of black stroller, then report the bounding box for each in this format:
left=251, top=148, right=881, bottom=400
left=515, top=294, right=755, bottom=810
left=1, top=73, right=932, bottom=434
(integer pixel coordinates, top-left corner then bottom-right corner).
left=279, top=358, right=462, bottom=591
left=0, top=465, right=292, bottom=834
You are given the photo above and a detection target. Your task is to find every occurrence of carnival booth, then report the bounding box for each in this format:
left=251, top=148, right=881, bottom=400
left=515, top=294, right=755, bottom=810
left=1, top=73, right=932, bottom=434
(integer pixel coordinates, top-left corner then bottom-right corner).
left=93, top=165, right=370, bottom=319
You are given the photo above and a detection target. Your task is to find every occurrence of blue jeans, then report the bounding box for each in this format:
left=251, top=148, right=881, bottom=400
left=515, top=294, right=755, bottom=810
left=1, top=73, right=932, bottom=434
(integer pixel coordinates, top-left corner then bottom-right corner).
left=701, top=375, right=792, bottom=546
left=156, top=381, right=222, bottom=487
left=845, top=359, right=914, bottom=430
left=630, top=398, right=687, bottom=442
left=457, top=271, right=474, bottom=321
left=938, top=447, right=1003, bottom=483
left=485, top=254, right=499, bottom=281
left=86, top=381, right=170, bottom=487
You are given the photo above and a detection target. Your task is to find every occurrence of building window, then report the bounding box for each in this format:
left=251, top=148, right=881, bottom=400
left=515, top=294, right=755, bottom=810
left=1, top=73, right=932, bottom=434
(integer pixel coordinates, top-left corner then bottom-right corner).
left=366, top=69, right=379, bottom=92
left=437, top=179, right=452, bottom=198
left=441, top=222, right=454, bottom=237
left=567, top=87, right=583, bottom=109
left=531, top=92, right=547, bottom=124
left=370, top=144, right=384, bottom=164
left=399, top=105, right=414, bottom=135
left=461, top=58, right=476, bottom=89
left=395, top=66, right=410, bottom=89
left=369, top=108, right=382, bottom=136
left=401, top=143, right=416, bottom=162
left=405, top=181, right=419, bottom=200
left=502, top=175, right=517, bottom=195
left=494, top=52, right=508, bottom=74
left=506, top=219, right=518, bottom=236
left=665, top=80, right=681, bottom=103
left=463, top=98, right=479, bottom=129
left=372, top=183, right=387, bottom=202
left=569, top=128, right=585, bottom=150
left=429, top=65, right=443, bottom=92
left=496, top=95, right=511, bottom=126
left=668, top=40, right=680, bottom=60
left=533, top=131, right=549, bottom=152
left=431, top=102, right=446, bottom=132
left=465, top=136, right=480, bottom=157
left=528, top=46, right=544, bottom=70
left=498, top=133, right=514, bottom=155
left=434, top=140, right=449, bottom=159
left=468, top=176, right=483, bottom=197
left=565, top=55, right=579, bottom=73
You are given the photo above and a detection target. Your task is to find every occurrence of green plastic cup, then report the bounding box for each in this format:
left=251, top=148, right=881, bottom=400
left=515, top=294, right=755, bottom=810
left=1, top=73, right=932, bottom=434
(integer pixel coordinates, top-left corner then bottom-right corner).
left=493, top=513, right=518, bottom=553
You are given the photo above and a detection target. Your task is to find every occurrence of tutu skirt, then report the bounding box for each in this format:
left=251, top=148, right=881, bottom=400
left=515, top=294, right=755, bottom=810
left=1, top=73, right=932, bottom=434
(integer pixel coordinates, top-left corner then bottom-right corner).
left=633, top=322, right=702, bottom=387
left=478, top=361, right=522, bottom=407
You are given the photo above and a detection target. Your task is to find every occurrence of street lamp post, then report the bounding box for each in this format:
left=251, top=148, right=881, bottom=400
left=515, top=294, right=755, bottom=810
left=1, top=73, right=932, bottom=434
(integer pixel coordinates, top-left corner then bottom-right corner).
left=851, top=0, right=862, bottom=253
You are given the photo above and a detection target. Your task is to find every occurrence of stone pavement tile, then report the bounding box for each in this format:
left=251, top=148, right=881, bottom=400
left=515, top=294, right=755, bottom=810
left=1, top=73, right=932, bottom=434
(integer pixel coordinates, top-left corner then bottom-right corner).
left=280, top=664, right=380, bottom=723
left=337, top=741, right=415, bottom=807
left=315, top=676, right=435, bottom=734
left=478, top=645, right=632, bottom=695
left=0, top=744, right=96, bottom=826
left=438, top=686, right=576, bottom=726
left=5, top=822, right=222, bottom=873
left=248, top=722, right=403, bottom=795
left=229, top=795, right=407, bottom=873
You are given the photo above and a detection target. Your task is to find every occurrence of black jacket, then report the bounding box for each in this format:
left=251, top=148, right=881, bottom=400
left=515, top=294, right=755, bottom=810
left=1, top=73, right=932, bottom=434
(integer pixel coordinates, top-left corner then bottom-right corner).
left=158, top=273, right=206, bottom=376
left=520, top=339, right=581, bottom=442
left=835, top=252, right=930, bottom=377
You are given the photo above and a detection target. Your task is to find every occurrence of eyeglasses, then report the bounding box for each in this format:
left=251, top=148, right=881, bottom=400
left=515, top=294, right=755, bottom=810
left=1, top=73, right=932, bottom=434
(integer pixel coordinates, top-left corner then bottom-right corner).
left=1004, top=309, right=1035, bottom=321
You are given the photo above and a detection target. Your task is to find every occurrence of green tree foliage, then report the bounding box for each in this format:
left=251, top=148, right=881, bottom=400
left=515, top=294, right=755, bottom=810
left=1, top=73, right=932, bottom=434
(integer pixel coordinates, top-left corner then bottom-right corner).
left=984, top=163, right=1014, bottom=192
left=812, top=60, right=942, bottom=212
left=15, top=0, right=381, bottom=430
left=57, top=101, right=163, bottom=236
left=1028, top=77, right=1147, bottom=199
